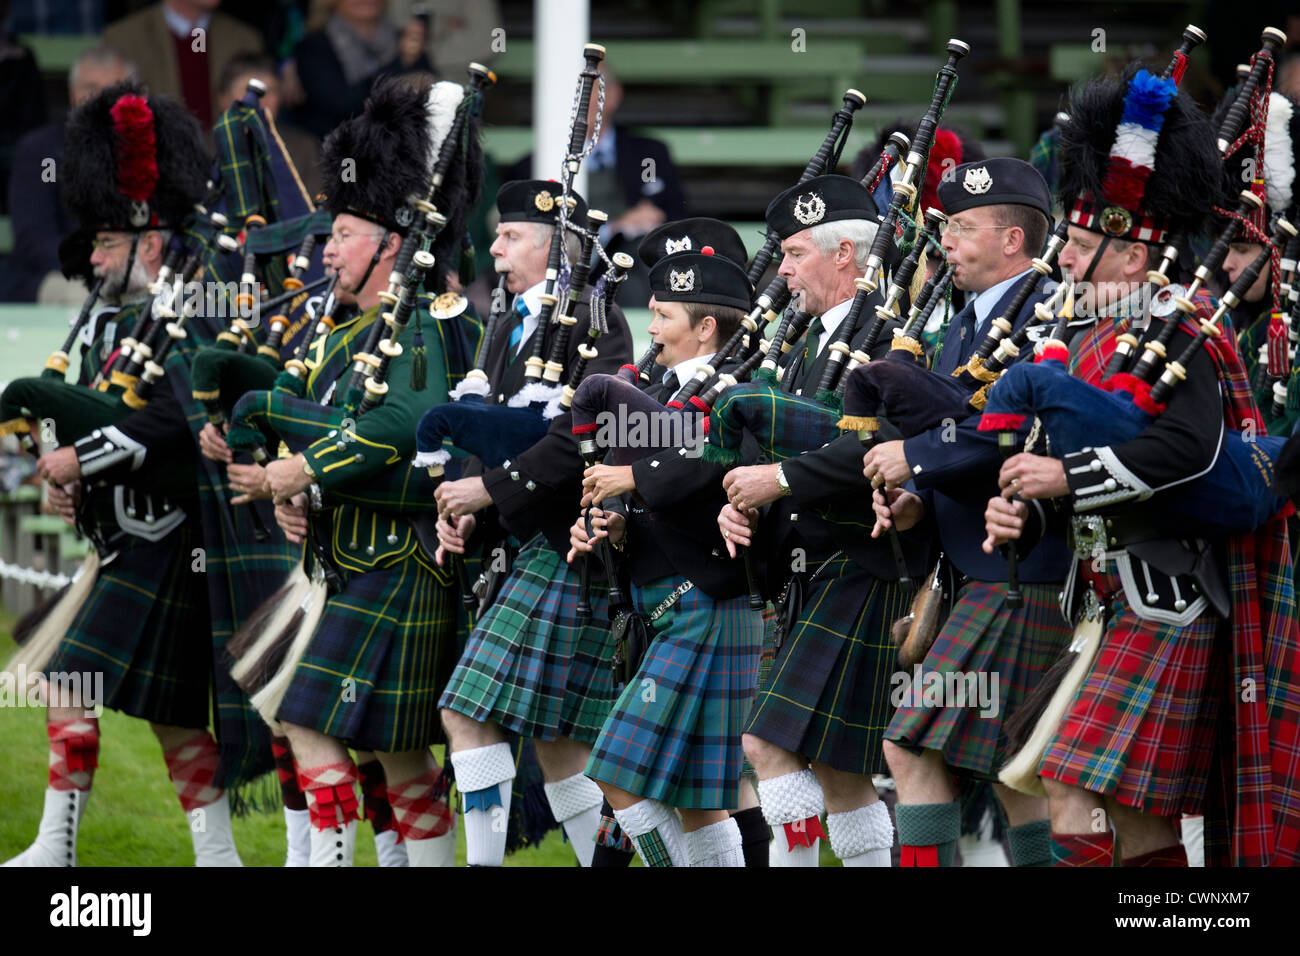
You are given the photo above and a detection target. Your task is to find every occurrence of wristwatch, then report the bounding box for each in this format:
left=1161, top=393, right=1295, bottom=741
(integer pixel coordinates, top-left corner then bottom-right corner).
left=775, top=464, right=792, bottom=497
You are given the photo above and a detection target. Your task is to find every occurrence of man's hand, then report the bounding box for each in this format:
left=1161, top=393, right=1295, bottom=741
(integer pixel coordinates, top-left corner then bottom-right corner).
left=434, top=514, right=476, bottom=566
left=717, top=502, right=759, bottom=558
left=871, top=487, right=924, bottom=538
left=266, top=454, right=312, bottom=503
left=862, top=440, right=910, bottom=490
left=983, top=495, right=1029, bottom=553
left=434, top=476, right=492, bottom=522
left=566, top=505, right=626, bottom=563
left=997, top=452, right=1067, bottom=501
left=46, top=483, right=79, bottom=524
left=36, top=446, right=81, bottom=486
left=228, top=462, right=272, bottom=505
left=198, top=422, right=233, bottom=463
left=274, top=492, right=310, bottom=544
left=722, top=463, right=782, bottom=513
left=583, top=464, right=635, bottom=505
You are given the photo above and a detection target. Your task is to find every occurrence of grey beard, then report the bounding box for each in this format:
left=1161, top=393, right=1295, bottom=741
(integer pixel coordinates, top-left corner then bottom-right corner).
left=100, top=256, right=154, bottom=304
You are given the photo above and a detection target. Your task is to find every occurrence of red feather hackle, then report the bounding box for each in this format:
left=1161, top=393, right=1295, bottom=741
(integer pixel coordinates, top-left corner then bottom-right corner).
left=925, top=128, right=964, bottom=212
left=109, top=94, right=159, bottom=204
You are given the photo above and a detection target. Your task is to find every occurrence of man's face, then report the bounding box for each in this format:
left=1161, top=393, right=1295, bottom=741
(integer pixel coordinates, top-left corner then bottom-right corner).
left=489, top=221, right=551, bottom=295
left=1058, top=225, right=1133, bottom=287
left=71, top=62, right=132, bottom=107
left=321, top=213, right=385, bottom=304
left=777, top=230, right=838, bottom=316
left=1223, top=242, right=1270, bottom=304
left=647, top=296, right=714, bottom=368
left=939, top=205, right=1013, bottom=293
left=222, top=71, right=282, bottom=117
left=90, top=231, right=151, bottom=299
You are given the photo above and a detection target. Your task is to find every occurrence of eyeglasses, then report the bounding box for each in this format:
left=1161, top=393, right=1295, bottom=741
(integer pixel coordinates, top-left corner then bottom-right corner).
left=90, top=236, right=131, bottom=252
left=328, top=230, right=384, bottom=246
left=940, top=221, right=1012, bottom=240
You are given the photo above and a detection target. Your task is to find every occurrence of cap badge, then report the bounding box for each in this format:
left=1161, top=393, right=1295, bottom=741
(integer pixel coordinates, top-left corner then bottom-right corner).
left=129, top=200, right=151, bottom=228
left=1100, top=205, right=1133, bottom=237
left=534, top=190, right=555, bottom=213
left=394, top=206, right=414, bottom=227
left=665, top=236, right=692, bottom=254
left=792, top=193, right=826, bottom=226
left=962, top=166, right=992, bottom=195
left=669, top=267, right=697, bottom=293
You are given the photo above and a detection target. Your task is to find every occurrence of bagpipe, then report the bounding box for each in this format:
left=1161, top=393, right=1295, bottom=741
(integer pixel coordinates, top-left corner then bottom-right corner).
left=412, top=47, right=621, bottom=482
left=979, top=214, right=1297, bottom=538
left=694, top=41, right=970, bottom=608
left=226, top=69, right=493, bottom=719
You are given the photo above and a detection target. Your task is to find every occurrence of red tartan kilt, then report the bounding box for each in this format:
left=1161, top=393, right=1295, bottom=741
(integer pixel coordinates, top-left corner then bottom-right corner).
left=1039, top=565, right=1222, bottom=816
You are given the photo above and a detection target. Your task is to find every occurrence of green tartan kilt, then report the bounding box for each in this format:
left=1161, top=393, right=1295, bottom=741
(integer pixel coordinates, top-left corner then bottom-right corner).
left=586, top=579, right=763, bottom=809
left=885, top=581, right=1073, bottom=778
left=46, top=524, right=211, bottom=729
left=438, top=534, right=617, bottom=743
left=744, top=557, right=913, bottom=775
left=275, top=555, right=458, bottom=753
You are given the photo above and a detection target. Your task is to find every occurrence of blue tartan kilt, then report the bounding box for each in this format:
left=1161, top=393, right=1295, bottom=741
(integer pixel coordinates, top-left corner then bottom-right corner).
left=586, top=578, right=763, bottom=809
left=46, top=524, right=211, bottom=729
left=438, top=533, right=618, bottom=743
left=744, top=557, right=913, bottom=775
left=275, top=555, right=458, bottom=753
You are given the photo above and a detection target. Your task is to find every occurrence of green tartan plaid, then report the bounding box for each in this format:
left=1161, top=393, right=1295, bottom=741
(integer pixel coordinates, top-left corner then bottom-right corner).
left=586, top=579, right=762, bottom=809
left=885, top=581, right=1072, bottom=778
left=438, top=534, right=617, bottom=743
left=745, top=557, right=914, bottom=775
left=46, top=522, right=211, bottom=729
left=276, top=555, right=458, bottom=753
left=634, top=830, right=675, bottom=867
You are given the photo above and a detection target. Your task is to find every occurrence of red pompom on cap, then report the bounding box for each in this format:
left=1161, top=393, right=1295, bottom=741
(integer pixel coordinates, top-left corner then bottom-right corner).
left=701, top=245, right=714, bottom=255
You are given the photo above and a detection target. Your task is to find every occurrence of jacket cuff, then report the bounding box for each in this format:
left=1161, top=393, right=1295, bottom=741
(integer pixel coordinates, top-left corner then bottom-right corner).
left=76, top=425, right=145, bottom=476
left=1064, top=446, right=1152, bottom=511
left=305, top=429, right=402, bottom=493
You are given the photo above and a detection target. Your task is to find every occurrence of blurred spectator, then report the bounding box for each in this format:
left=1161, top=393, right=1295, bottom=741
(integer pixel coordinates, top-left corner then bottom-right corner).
left=1278, top=52, right=1300, bottom=101
left=284, top=0, right=433, bottom=140
left=0, top=1, right=45, bottom=215
left=388, top=0, right=501, bottom=81
left=507, top=66, right=687, bottom=307
left=105, top=0, right=265, bottom=130
left=216, top=51, right=321, bottom=196
left=0, top=45, right=134, bottom=303
left=6, top=0, right=105, bottom=33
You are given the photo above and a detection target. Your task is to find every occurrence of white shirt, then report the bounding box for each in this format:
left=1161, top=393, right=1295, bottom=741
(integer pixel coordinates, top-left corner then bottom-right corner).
left=970, top=268, right=1034, bottom=338
left=162, top=3, right=211, bottom=38
left=513, top=280, right=546, bottom=355
left=812, top=297, right=854, bottom=356
left=668, top=353, right=715, bottom=391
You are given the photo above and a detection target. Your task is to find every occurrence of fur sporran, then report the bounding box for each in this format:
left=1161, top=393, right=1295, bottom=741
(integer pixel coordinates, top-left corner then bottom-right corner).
left=891, top=555, right=951, bottom=667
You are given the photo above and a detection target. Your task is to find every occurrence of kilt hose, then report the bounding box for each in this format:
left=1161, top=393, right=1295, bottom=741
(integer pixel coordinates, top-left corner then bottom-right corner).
left=438, top=533, right=618, bottom=743
left=886, top=581, right=1073, bottom=778
left=275, top=555, right=458, bottom=753
left=1038, top=563, right=1221, bottom=816
left=744, top=556, right=913, bottom=776
left=46, top=523, right=211, bottom=729
left=586, top=578, right=763, bottom=809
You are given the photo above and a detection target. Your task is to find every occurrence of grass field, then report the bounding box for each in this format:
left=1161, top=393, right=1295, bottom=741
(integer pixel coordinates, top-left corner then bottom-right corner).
left=0, top=614, right=585, bottom=867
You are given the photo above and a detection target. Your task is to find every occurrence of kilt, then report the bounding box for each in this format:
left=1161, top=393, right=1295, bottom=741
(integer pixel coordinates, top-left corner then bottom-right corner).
left=438, top=534, right=617, bottom=743
left=1038, top=563, right=1221, bottom=816
left=744, top=557, right=913, bottom=775
left=886, top=581, right=1073, bottom=778
left=275, top=555, right=458, bottom=753
left=46, top=524, right=211, bottom=729
left=586, top=578, right=762, bottom=809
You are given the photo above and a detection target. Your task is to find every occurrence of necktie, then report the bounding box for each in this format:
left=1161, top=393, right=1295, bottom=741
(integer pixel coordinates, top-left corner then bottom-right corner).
left=659, top=369, right=679, bottom=398
left=953, top=299, right=979, bottom=364
left=795, top=315, right=825, bottom=388
left=506, top=299, right=528, bottom=354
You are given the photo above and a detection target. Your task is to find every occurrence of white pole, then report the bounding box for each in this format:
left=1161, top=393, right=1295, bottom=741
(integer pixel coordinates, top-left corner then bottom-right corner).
left=533, top=0, right=590, bottom=200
